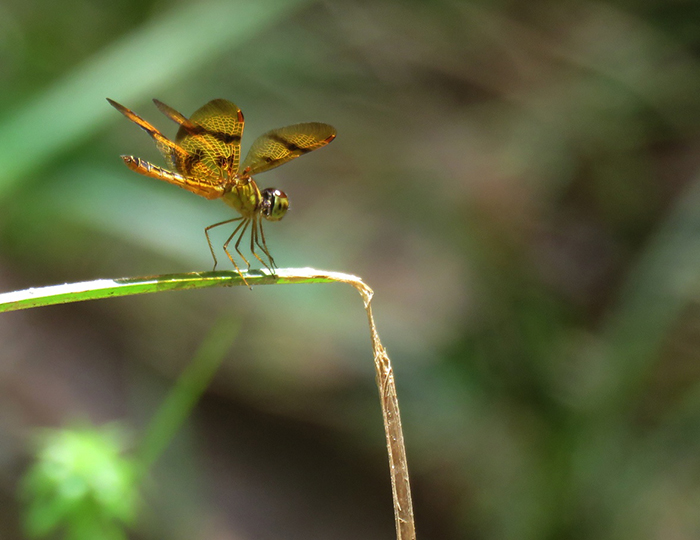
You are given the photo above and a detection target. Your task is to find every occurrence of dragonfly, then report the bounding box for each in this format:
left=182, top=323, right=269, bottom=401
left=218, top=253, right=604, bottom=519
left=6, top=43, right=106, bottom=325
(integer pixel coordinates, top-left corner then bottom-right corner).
left=107, top=97, right=336, bottom=283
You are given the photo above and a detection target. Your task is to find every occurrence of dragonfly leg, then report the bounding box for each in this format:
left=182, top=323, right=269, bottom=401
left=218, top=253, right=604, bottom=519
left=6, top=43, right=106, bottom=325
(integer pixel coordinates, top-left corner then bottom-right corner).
left=249, top=217, right=273, bottom=272
left=223, top=219, right=251, bottom=286
left=255, top=219, right=277, bottom=272
left=225, top=219, right=251, bottom=269
left=205, top=217, right=243, bottom=270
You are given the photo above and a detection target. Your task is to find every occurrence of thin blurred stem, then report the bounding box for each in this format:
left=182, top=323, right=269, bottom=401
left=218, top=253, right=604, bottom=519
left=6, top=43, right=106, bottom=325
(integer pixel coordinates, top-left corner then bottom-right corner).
left=136, top=315, right=239, bottom=478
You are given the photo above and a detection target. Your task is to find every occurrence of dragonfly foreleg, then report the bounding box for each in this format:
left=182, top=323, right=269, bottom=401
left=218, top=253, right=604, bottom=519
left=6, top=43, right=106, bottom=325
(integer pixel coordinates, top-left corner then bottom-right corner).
left=249, top=217, right=272, bottom=272
left=254, top=219, right=277, bottom=272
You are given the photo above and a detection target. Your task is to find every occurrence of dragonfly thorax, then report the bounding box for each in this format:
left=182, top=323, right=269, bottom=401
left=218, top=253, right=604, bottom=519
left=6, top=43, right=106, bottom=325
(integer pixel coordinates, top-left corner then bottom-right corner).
left=261, top=188, right=289, bottom=221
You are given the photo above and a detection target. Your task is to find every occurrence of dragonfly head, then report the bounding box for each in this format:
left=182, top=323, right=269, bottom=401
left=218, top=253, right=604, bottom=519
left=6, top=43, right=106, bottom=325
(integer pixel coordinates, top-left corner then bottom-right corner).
left=261, top=188, right=289, bottom=221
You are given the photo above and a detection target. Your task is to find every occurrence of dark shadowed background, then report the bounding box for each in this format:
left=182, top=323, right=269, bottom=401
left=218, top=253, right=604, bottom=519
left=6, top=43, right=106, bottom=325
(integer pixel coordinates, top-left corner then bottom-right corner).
left=2, top=0, right=700, bottom=539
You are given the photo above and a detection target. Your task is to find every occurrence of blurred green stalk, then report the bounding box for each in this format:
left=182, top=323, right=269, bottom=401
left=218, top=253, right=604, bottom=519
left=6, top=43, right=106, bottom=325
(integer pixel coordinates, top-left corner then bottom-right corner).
left=136, top=315, right=239, bottom=476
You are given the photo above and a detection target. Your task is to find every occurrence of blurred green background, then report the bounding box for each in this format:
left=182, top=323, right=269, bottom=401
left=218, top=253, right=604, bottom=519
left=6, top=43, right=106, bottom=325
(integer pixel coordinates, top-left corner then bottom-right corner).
left=2, top=0, right=700, bottom=538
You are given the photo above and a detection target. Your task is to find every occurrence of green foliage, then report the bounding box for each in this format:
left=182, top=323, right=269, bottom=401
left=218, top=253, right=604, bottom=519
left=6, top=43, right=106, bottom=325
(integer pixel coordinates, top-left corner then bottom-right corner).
left=20, top=425, right=138, bottom=540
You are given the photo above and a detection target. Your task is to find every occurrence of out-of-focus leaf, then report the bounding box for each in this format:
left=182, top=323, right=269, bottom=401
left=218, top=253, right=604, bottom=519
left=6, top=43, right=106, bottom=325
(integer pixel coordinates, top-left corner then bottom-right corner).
left=595, top=171, right=700, bottom=410
left=20, top=425, right=137, bottom=540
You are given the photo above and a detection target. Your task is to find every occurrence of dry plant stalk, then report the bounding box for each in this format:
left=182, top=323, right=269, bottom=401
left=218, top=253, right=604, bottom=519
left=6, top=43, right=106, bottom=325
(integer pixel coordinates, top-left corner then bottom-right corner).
left=333, top=272, right=417, bottom=540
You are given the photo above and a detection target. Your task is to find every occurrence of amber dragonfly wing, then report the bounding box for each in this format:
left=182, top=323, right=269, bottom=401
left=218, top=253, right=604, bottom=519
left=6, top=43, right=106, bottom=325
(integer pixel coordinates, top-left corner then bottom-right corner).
left=154, top=99, right=244, bottom=182
left=240, top=122, right=336, bottom=176
left=106, top=98, right=189, bottom=171
left=107, top=98, right=226, bottom=200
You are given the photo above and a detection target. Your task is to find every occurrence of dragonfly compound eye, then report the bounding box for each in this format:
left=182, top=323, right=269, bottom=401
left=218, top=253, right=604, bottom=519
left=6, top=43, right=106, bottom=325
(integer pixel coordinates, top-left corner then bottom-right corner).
left=261, top=188, right=289, bottom=221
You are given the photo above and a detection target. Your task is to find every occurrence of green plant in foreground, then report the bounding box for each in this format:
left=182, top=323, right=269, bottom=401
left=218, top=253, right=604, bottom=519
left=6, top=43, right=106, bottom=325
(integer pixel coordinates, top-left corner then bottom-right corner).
left=20, top=424, right=138, bottom=540
left=18, top=315, right=235, bottom=540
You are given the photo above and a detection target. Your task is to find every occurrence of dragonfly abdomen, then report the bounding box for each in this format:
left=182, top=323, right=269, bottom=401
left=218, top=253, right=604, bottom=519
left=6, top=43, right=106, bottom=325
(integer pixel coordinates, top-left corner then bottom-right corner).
left=120, top=155, right=223, bottom=200
left=121, top=155, right=182, bottom=180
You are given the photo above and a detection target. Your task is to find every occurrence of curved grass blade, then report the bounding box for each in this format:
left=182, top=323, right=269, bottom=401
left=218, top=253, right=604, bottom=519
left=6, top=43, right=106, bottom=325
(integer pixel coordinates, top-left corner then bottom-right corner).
left=0, top=268, right=344, bottom=313
left=0, top=267, right=417, bottom=540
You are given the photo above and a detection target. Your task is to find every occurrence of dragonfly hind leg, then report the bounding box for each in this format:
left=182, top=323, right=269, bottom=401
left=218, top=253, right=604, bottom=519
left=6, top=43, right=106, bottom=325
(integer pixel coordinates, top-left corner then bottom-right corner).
left=217, top=218, right=251, bottom=287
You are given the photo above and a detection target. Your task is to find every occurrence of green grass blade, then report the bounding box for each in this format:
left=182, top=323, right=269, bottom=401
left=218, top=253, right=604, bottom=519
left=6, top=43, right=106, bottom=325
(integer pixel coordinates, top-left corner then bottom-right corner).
left=0, top=268, right=364, bottom=313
